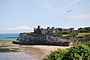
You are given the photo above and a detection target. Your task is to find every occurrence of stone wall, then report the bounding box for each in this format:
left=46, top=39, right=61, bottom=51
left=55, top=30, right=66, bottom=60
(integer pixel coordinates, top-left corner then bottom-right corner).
left=34, top=26, right=74, bottom=35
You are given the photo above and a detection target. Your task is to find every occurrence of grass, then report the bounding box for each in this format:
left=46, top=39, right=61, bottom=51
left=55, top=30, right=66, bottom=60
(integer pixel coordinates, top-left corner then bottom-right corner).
left=62, top=33, right=90, bottom=38
left=76, top=33, right=90, bottom=37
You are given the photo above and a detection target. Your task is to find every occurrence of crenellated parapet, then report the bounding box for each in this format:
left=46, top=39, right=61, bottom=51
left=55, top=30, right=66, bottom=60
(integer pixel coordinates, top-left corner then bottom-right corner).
left=34, top=26, right=74, bottom=35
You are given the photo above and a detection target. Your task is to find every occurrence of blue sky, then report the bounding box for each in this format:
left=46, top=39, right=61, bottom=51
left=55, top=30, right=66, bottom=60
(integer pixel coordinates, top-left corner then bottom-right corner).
left=0, top=0, right=90, bottom=33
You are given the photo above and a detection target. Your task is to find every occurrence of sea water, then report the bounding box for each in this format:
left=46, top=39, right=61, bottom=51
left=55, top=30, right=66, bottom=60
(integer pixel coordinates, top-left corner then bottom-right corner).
left=0, top=33, right=41, bottom=60
left=0, top=33, right=19, bottom=40
left=0, top=33, right=31, bottom=60
left=0, top=52, right=31, bottom=60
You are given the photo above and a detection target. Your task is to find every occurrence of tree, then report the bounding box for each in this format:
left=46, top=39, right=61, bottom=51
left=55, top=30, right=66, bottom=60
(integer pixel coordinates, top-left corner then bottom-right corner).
left=78, top=27, right=90, bottom=33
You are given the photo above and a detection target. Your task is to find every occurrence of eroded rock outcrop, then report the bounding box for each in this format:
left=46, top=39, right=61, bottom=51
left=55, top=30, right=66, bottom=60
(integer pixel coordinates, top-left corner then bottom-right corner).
left=13, top=33, right=70, bottom=46
left=13, top=26, right=71, bottom=46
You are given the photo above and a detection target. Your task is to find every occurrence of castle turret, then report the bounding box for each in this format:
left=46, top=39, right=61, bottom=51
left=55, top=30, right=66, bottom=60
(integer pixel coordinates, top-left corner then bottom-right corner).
left=52, top=27, right=54, bottom=29
left=34, top=28, right=36, bottom=33
left=70, top=28, right=74, bottom=32
left=47, top=27, right=50, bottom=30
left=34, top=25, right=42, bottom=34
left=51, top=27, right=55, bottom=33
left=37, top=25, right=40, bottom=29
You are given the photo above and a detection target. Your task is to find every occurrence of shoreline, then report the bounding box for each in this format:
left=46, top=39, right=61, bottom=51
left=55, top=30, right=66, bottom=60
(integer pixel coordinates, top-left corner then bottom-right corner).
left=0, top=40, right=70, bottom=60
left=20, top=45, right=70, bottom=60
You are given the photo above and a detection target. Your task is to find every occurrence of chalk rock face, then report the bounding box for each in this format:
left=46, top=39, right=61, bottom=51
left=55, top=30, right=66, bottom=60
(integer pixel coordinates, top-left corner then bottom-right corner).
left=16, top=33, right=70, bottom=46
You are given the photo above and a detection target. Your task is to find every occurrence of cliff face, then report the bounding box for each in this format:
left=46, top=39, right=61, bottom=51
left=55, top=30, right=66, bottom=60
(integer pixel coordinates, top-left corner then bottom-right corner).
left=15, top=33, right=70, bottom=46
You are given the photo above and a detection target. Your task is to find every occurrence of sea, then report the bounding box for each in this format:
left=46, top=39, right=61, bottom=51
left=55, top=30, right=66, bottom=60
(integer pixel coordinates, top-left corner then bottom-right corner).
left=0, top=33, right=31, bottom=60
left=0, top=33, right=44, bottom=60
left=0, top=52, right=31, bottom=60
left=0, top=33, right=19, bottom=40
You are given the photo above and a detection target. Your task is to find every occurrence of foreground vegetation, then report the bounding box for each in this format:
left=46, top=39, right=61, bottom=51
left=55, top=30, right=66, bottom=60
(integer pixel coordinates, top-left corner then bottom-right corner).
left=44, top=44, right=90, bottom=60
left=44, top=27, right=90, bottom=60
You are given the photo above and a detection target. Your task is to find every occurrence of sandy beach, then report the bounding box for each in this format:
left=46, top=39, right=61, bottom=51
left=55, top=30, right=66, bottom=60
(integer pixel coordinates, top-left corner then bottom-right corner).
left=0, top=41, right=69, bottom=60
left=19, top=45, right=69, bottom=60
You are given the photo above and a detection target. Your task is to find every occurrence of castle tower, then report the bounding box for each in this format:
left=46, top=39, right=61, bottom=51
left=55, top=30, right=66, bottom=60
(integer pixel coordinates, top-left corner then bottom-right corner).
left=37, top=25, right=40, bottom=29
left=51, top=27, right=55, bottom=33
left=70, top=28, right=74, bottom=32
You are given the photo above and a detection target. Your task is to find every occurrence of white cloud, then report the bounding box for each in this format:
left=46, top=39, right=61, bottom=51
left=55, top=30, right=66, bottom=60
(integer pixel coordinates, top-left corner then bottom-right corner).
left=8, top=25, right=33, bottom=31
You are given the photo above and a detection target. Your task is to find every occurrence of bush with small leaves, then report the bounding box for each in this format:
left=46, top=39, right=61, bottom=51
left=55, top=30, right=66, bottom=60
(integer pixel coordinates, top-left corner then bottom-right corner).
left=44, top=44, right=90, bottom=60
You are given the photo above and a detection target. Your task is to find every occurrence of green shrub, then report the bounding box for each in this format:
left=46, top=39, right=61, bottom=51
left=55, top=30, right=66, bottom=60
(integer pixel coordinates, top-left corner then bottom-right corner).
left=84, top=42, right=90, bottom=48
left=50, top=33, right=63, bottom=37
left=62, top=44, right=90, bottom=60
left=44, top=49, right=68, bottom=60
left=44, top=44, right=90, bottom=60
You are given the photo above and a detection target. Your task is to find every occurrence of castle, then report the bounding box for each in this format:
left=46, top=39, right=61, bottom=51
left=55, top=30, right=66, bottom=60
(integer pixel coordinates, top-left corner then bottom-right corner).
left=14, top=26, right=74, bottom=46
left=34, top=26, right=74, bottom=34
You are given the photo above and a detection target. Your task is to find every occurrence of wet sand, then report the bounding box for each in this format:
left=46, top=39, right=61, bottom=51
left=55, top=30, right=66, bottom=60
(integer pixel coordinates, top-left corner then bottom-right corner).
left=21, top=46, right=45, bottom=60
left=20, top=45, right=69, bottom=60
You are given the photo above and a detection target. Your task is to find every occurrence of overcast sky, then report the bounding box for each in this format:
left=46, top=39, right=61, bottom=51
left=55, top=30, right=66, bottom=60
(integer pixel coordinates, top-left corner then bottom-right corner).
left=0, top=0, right=90, bottom=33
